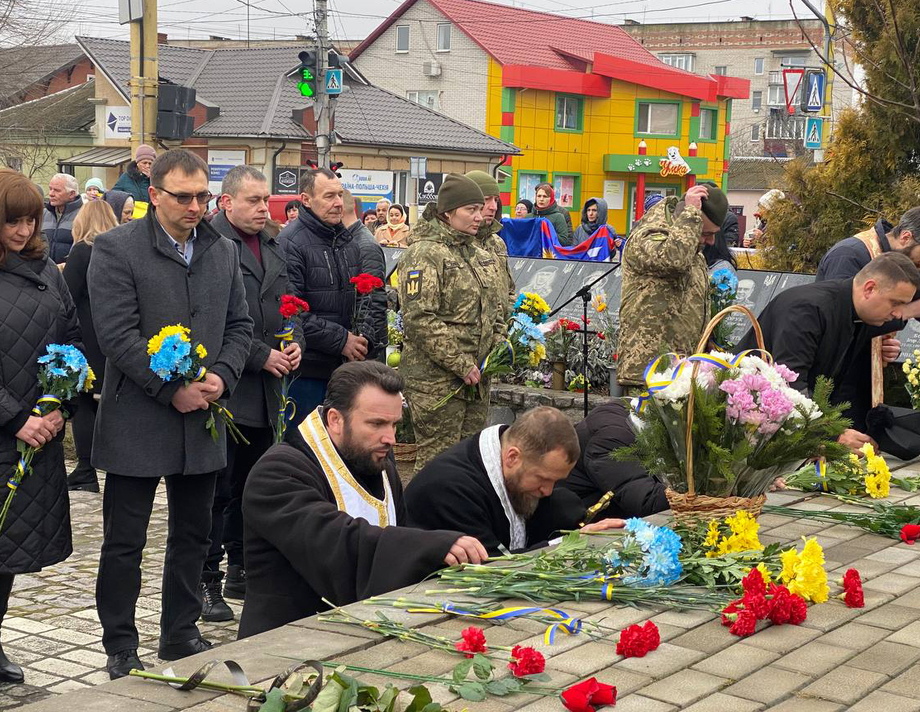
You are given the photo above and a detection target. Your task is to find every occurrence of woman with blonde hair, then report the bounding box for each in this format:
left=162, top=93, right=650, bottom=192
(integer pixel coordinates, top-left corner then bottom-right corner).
left=0, top=169, right=80, bottom=683
left=62, top=199, right=118, bottom=492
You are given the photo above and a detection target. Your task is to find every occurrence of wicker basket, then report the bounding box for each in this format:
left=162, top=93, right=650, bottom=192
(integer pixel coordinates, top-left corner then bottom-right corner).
left=669, top=304, right=770, bottom=522
left=393, top=443, right=417, bottom=463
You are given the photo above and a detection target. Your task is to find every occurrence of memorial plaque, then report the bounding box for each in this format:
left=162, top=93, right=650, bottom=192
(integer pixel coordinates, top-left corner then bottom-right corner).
left=382, top=247, right=403, bottom=279
left=898, top=320, right=920, bottom=363
left=724, top=270, right=784, bottom=344
left=554, top=263, right=622, bottom=322
left=513, top=258, right=578, bottom=310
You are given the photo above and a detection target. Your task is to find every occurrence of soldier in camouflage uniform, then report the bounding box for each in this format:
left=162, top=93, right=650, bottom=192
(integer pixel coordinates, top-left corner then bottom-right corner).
left=465, top=170, right=516, bottom=320
left=617, top=184, right=729, bottom=394
left=399, top=174, right=507, bottom=472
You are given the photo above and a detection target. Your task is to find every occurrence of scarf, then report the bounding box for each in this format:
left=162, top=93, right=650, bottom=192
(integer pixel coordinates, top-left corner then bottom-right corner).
left=298, top=407, right=396, bottom=527
left=479, top=425, right=526, bottom=550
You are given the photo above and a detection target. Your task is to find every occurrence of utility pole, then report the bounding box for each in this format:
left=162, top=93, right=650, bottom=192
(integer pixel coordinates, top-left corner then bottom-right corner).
left=801, top=0, right=835, bottom=162
left=128, top=0, right=159, bottom=152
left=314, top=0, right=331, bottom=167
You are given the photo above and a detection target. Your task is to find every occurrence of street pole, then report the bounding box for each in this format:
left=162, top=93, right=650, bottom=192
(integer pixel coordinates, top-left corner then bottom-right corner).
left=128, top=0, right=159, bottom=152
left=801, top=0, right=834, bottom=162
left=314, top=0, right=330, bottom=167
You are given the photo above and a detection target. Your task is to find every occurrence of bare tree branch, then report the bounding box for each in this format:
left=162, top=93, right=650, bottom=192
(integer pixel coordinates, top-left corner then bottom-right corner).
left=825, top=189, right=883, bottom=215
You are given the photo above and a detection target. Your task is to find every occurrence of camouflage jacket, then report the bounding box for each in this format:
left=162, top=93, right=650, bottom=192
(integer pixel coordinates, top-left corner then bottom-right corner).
left=617, top=197, right=709, bottom=386
left=399, top=215, right=507, bottom=396
left=475, top=218, right=515, bottom=320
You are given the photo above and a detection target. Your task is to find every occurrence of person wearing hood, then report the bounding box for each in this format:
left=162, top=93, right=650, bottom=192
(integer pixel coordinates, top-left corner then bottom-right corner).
left=374, top=203, right=410, bottom=247
left=113, top=144, right=155, bottom=204
left=42, top=173, right=83, bottom=263
left=103, top=190, right=134, bottom=225
left=573, top=197, right=619, bottom=248
left=533, top=183, right=573, bottom=245
left=399, top=174, right=507, bottom=473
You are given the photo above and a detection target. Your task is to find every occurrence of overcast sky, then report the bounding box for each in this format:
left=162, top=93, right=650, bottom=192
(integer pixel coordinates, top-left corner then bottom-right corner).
left=58, top=0, right=827, bottom=44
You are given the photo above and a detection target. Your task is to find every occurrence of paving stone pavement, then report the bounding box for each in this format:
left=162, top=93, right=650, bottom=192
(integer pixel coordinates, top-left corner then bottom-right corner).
left=0, top=466, right=242, bottom=709
left=8, top=463, right=920, bottom=709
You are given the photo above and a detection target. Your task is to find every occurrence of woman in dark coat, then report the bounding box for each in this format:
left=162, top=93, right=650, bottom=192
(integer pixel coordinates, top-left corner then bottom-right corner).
left=62, top=200, right=119, bottom=491
left=0, top=169, right=80, bottom=683
left=533, top=183, right=573, bottom=245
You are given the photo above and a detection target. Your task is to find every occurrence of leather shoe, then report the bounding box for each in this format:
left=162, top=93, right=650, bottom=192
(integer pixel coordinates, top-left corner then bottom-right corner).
left=106, top=649, right=143, bottom=680
left=0, top=644, right=23, bottom=684
left=223, top=565, right=246, bottom=600
left=158, top=636, right=212, bottom=661
left=67, top=466, right=100, bottom=493
left=200, top=579, right=233, bottom=622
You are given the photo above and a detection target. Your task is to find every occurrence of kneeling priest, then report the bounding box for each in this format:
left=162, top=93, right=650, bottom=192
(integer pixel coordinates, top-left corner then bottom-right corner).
left=405, top=406, right=625, bottom=556
left=239, top=361, right=486, bottom=638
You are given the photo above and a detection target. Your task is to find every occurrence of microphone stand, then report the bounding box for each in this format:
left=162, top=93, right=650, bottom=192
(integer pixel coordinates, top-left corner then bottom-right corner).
left=549, top=259, right=621, bottom=418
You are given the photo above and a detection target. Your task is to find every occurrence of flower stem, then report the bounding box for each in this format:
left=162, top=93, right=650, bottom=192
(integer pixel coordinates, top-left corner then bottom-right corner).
left=128, top=669, right=265, bottom=697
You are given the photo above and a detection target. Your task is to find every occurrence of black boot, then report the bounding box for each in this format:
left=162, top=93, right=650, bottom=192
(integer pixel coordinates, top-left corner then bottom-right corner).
left=106, top=649, right=143, bottom=680
left=0, top=643, right=23, bottom=684
left=223, top=564, right=246, bottom=600
left=199, top=573, right=233, bottom=622
left=67, top=463, right=100, bottom=493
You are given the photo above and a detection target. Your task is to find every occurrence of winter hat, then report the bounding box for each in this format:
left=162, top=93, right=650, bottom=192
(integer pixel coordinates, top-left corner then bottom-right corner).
left=84, top=177, right=105, bottom=193
left=644, top=194, right=665, bottom=212
left=135, top=144, right=156, bottom=162
left=699, top=185, right=729, bottom=227
left=103, top=190, right=131, bottom=220
left=437, top=173, right=484, bottom=214
left=464, top=170, right=500, bottom=197
left=517, top=198, right=533, bottom=214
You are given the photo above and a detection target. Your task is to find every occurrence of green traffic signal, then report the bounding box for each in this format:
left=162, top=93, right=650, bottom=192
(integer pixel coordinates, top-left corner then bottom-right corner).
left=298, top=69, right=315, bottom=97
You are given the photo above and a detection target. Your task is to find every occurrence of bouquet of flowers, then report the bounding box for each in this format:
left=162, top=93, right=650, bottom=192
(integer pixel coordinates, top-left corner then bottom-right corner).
left=618, top=350, right=850, bottom=498
left=0, top=344, right=94, bottom=533
left=147, top=325, right=248, bottom=445
left=902, top=350, right=920, bottom=408
left=709, top=269, right=738, bottom=350
left=544, top=318, right=581, bottom=363
left=513, top=292, right=550, bottom=324
left=602, top=518, right=683, bottom=586
left=435, top=292, right=549, bottom=408
left=567, top=374, right=590, bottom=393
left=350, top=273, right=384, bottom=338
left=274, top=295, right=310, bottom=444
left=784, top=445, right=891, bottom=498
left=386, top=310, right=404, bottom=347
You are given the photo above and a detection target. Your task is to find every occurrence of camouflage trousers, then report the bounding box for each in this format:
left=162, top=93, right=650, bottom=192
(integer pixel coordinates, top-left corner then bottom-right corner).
left=406, top=387, right=490, bottom=474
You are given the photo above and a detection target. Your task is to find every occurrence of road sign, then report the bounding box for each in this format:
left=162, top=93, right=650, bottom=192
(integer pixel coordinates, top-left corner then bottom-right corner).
left=804, top=116, right=824, bottom=149
left=803, top=70, right=826, bottom=112
left=325, top=68, right=343, bottom=95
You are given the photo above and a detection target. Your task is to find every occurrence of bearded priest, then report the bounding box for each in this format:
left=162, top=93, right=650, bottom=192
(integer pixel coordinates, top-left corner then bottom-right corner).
left=405, top=406, right=625, bottom=556
left=239, top=361, right=486, bottom=638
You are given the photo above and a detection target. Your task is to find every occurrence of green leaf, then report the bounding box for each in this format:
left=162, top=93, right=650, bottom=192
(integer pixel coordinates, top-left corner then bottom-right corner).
left=404, top=685, right=434, bottom=712
left=451, top=658, right=473, bottom=683
left=472, top=653, right=493, bottom=680
left=258, top=688, right=287, bottom=712
left=523, top=672, right=551, bottom=682
left=485, top=678, right=522, bottom=696
left=452, top=682, right=487, bottom=702
left=311, top=677, right=346, bottom=712
left=377, top=685, right=399, bottom=712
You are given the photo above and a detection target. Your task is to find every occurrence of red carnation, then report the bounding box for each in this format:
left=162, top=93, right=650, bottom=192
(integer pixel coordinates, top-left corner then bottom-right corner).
left=615, top=621, right=661, bottom=658
left=743, top=592, right=771, bottom=620
left=279, top=294, right=310, bottom=318
left=561, top=678, right=617, bottom=712
left=350, top=273, right=384, bottom=295
left=597, top=332, right=606, bottom=341
left=902, top=524, right=920, bottom=545
left=641, top=621, right=660, bottom=650
left=728, top=609, right=757, bottom=637
left=840, top=568, right=864, bottom=608
left=508, top=645, right=545, bottom=677
left=789, top=594, right=808, bottom=625
left=721, top=599, right=742, bottom=627
left=767, top=584, right=793, bottom=625
left=742, top=567, right=766, bottom=597
left=455, top=626, right=488, bottom=658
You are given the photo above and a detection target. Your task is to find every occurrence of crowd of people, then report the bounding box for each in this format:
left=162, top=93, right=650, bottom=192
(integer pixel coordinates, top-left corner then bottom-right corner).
left=1, top=144, right=919, bottom=689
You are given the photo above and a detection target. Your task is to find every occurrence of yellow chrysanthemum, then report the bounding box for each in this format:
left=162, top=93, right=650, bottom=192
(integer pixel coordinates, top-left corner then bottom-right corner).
left=703, top=520, right=721, bottom=548
left=196, top=344, right=208, bottom=360
left=528, top=343, right=547, bottom=367
left=147, top=324, right=190, bottom=355
left=783, top=538, right=829, bottom=603
left=779, top=547, right=799, bottom=584
left=85, top=368, right=96, bottom=392
left=591, top=294, right=608, bottom=313
left=905, top=361, right=914, bottom=375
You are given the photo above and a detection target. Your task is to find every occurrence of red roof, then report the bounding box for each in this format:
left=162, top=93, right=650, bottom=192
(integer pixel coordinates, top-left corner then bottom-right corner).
left=350, top=0, right=748, bottom=101
left=351, top=0, right=665, bottom=71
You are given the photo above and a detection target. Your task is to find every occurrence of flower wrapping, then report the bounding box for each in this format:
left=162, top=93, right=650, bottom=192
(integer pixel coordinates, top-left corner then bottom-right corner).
left=0, top=344, right=94, bottom=533
left=350, top=273, right=383, bottom=340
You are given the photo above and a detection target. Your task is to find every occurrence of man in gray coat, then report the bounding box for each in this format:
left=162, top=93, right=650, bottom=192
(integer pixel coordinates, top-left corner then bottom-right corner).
left=88, top=149, right=253, bottom=679
left=200, top=165, right=303, bottom=621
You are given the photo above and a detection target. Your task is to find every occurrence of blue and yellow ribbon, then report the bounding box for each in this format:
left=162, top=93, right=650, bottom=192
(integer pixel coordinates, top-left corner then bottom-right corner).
left=407, top=603, right=582, bottom=645
left=31, top=394, right=62, bottom=417
left=815, top=458, right=829, bottom=492
left=635, top=348, right=776, bottom=413
left=193, top=366, right=208, bottom=382
left=480, top=339, right=515, bottom=371
left=275, top=323, right=295, bottom=344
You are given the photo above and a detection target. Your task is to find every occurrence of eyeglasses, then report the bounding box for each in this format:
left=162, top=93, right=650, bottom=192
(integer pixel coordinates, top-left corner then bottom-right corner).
left=155, top=187, right=213, bottom=206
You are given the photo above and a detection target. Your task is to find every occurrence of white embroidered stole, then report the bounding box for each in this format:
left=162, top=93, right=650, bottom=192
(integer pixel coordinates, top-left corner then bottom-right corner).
left=479, top=425, right=526, bottom=550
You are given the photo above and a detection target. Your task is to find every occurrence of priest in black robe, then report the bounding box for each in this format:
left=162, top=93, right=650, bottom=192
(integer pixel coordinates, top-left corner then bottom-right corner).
left=405, top=406, right=625, bottom=556
left=239, top=361, right=487, bottom=639
left=736, top=253, right=920, bottom=451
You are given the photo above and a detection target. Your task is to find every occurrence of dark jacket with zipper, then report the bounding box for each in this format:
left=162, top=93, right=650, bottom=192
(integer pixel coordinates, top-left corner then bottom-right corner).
left=112, top=161, right=151, bottom=204
left=210, top=210, right=304, bottom=429
left=41, top=195, right=83, bottom=263
left=0, top=253, right=80, bottom=573
left=348, top=221, right=388, bottom=360
left=88, top=208, right=253, bottom=477
left=279, top=206, right=372, bottom=380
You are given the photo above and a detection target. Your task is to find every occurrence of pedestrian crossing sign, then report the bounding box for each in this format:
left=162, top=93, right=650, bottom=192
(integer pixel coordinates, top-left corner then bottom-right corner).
left=325, top=68, right=343, bottom=95
left=803, top=70, right=826, bottom=112
left=804, top=116, right=824, bottom=149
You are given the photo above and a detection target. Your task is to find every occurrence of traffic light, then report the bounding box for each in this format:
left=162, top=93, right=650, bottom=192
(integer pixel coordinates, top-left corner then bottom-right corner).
left=297, top=50, right=316, bottom=98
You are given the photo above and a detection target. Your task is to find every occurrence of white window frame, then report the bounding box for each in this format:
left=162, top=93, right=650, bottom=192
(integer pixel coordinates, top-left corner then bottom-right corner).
left=395, top=25, right=409, bottom=53
left=699, top=108, right=717, bottom=140
left=781, top=55, right=807, bottom=68
left=752, top=91, right=763, bottom=110
left=766, top=114, right=805, bottom=140
left=769, top=71, right=782, bottom=84
left=555, top=95, right=582, bottom=131
left=768, top=84, right=798, bottom=106
left=407, top=90, right=440, bottom=110
left=714, top=65, right=727, bottom=76
left=658, top=53, right=694, bottom=72
left=436, top=23, right=451, bottom=52
left=751, top=124, right=760, bottom=141
left=754, top=57, right=765, bottom=75
left=636, top=101, right=680, bottom=136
